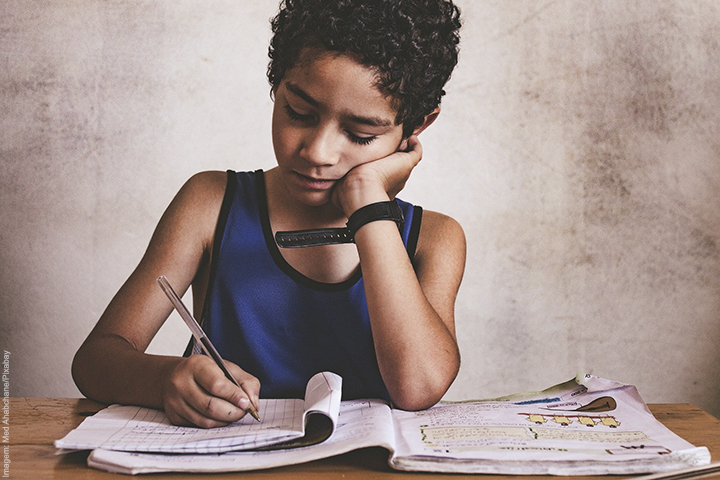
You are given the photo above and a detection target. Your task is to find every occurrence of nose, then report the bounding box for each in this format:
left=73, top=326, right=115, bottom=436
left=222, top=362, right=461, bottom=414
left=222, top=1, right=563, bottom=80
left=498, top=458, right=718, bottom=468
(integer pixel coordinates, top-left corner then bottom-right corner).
left=299, top=124, right=341, bottom=167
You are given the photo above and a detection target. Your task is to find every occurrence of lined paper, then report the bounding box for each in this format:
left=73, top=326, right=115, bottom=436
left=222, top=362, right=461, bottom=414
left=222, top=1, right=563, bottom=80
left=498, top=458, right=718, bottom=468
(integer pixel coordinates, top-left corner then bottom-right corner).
left=56, top=372, right=343, bottom=454
left=56, top=399, right=305, bottom=453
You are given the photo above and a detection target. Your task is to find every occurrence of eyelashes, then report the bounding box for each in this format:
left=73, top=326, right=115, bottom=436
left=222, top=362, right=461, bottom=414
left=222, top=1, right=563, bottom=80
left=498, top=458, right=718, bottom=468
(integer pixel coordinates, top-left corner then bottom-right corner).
left=347, top=132, right=377, bottom=146
left=283, top=104, right=312, bottom=123
left=283, top=104, right=377, bottom=146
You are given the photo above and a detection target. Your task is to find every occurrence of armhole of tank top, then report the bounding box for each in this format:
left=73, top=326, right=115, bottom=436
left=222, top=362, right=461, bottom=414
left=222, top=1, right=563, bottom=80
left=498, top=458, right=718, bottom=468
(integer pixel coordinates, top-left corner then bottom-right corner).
left=182, top=170, right=237, bottom=357
left=406, top=205, right=423, bottom=265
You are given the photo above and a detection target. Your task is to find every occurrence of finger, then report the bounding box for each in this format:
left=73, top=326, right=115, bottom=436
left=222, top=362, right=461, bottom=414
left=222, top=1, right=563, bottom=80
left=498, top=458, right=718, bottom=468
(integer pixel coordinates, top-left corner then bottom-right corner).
left=177, top=399, right=235, bottom=429
left=192, top=358, right=260, bottom=415
left=185, top=360, right=251, bottom=422
left=380, top=136, right=422, bottom=177
left=404, top=134, right=419, bottom=150
left=226, top=363, right=261, bottom=412
left=184, top=380, right=249, bottom=425
left=402, top=135, right=422, bottom=163
left=164, top=391, right=233, bottom=428
left=381, top=137, right=422, bottom=198
left=163, top=397, right=196, bottom=427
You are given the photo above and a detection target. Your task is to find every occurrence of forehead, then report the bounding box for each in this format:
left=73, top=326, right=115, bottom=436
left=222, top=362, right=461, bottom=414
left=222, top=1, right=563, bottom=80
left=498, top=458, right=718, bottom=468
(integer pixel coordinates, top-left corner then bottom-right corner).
left=282, top=49, right=399, bottom=122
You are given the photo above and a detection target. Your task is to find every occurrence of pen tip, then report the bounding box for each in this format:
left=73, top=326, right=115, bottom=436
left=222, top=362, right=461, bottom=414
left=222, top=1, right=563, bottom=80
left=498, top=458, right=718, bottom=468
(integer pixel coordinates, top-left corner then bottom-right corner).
left=250, top=408, right=260, bottom=422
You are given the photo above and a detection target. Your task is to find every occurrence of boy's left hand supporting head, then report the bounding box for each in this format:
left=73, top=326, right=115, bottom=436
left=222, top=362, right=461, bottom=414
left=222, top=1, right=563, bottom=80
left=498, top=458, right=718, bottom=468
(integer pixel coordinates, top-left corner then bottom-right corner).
left=332, top=135, right=423, bottom=217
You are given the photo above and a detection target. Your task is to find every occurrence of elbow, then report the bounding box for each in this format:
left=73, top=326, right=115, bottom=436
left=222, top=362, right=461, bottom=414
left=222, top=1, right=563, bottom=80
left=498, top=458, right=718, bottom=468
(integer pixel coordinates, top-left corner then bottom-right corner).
left=390, top=379, right=453, bottom=411
left=71, top=337, right=115, bottom=403
left=71, top=343, right=95, bottom=400
left=389, top=355, right=461, bottom=411
left=392, top=394, right=440, bottom=412
left=72, top=332, right=135, bottom=402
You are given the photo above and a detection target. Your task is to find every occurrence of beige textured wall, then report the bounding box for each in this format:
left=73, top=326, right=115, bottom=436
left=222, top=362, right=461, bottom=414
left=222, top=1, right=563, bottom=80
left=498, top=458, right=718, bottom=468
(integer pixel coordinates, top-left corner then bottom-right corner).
left=2, top=1, right=719, bottom=417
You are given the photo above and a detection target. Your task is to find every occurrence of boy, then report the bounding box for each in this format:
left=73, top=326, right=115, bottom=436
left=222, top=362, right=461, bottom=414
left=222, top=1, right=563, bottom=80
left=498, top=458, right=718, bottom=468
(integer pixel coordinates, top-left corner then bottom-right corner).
left=72, top=0, right=465, bottom=428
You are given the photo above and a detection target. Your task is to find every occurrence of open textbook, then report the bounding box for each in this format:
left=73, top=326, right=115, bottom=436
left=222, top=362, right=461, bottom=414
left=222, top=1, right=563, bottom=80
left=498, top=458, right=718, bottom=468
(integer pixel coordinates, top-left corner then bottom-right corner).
left=56, top=372, right=711, bottom=475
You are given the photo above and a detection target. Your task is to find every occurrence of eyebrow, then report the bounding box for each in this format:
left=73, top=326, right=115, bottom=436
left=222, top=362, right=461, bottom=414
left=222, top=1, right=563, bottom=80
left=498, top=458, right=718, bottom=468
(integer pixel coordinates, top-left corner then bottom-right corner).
left=284, top=81, right=394, bottom=128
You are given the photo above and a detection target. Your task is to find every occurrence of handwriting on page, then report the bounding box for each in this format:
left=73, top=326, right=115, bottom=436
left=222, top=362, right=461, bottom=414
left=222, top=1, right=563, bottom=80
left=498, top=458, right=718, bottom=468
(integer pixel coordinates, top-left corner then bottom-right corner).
left=56, top=399, right=306, bottom=454
left=421, top=426, right=650, bottom=444
left=110, top=400, right=303, bottom=453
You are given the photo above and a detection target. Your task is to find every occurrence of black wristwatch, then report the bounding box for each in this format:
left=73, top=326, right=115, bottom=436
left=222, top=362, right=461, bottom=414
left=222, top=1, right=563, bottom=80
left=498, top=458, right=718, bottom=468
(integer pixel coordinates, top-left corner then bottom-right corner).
left=275, top=201, right=404, bottom=248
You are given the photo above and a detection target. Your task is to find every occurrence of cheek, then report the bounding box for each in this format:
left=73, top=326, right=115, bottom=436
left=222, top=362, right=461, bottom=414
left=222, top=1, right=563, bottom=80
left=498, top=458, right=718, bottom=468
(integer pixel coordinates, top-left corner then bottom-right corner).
left=343, top=139, right=399, bottom=169
left=366, top=137, right=403, bottom=161
left=271, top=121, right=298, bottom=164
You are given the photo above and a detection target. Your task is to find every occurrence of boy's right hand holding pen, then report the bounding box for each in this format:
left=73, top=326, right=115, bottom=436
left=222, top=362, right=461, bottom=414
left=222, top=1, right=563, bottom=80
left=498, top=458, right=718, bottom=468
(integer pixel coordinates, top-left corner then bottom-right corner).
left=157, top=276, right=260, bottom=428
left=161, top=353, right=260, bottom=428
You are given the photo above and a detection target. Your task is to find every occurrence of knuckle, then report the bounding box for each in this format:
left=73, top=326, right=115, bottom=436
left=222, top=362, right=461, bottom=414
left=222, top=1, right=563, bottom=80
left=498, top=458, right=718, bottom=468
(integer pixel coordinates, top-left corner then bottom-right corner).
left=242, top=377, right=261, bottom=391
left=165, top=411, right=181, bottom=425
left=167, top=377, right=185, bottom=397
left=186, top=354, right=207, bottom=368
left=206, top=377, right=226, bottom=394
left=196, top=417, right=218, bottom=429
left=227, top=390, right=249, bottom=408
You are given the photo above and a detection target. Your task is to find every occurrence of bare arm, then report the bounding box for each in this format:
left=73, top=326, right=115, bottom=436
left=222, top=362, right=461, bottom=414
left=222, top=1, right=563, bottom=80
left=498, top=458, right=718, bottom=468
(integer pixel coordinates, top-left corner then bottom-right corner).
left=335, top=137, right=466, bottom=410
left=72, top=171, right=260, bottom=427
left=354, top=210, right=465, bottom=410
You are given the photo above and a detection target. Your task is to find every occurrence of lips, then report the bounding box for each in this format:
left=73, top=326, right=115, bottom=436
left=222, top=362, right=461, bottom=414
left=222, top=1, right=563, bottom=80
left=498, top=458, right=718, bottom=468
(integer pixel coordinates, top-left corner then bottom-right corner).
left=292, top=171, right=337, bottom=190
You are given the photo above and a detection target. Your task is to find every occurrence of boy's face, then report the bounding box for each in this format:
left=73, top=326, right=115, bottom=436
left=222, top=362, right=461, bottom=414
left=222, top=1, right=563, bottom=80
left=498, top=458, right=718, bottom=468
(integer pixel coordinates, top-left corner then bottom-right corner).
left=271, top=50, right=406, bottom=208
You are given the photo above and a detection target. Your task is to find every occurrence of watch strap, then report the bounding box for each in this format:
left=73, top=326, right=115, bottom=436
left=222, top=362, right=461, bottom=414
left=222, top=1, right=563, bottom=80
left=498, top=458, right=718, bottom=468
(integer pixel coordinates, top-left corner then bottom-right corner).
left=275, top=227, right=353, bottom=248
left=346, top=200, right=404, bottom=236
left=275, top=201, right=404, bottom=248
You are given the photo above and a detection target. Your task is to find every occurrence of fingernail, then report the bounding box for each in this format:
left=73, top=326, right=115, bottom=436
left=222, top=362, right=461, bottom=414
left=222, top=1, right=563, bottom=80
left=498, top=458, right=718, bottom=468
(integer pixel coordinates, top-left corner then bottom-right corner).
left=238, top=397, right=249, bottom=409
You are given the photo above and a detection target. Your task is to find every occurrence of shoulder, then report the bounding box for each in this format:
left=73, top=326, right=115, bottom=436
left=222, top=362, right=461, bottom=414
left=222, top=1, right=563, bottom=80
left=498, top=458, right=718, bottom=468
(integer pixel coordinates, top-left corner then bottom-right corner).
left=172, top=170, right=228, bottom=215
left=414, top=210, right=466, bottom=278
left=417, top=210, right=465, bottom=254
left=177, top=170, right=228, bottom=203
left=156, top=171, right=229, bottom=250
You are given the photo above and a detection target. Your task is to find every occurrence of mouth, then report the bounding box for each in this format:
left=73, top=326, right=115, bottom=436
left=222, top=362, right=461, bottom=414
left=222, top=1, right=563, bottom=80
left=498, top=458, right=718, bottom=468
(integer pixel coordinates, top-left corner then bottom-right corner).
left=292, top=171, right=338, bottom=190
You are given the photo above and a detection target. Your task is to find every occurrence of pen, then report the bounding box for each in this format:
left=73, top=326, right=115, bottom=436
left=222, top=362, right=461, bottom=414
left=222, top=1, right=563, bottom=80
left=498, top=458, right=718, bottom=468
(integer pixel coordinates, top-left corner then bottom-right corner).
left=156, top=275, right=260, bottom=422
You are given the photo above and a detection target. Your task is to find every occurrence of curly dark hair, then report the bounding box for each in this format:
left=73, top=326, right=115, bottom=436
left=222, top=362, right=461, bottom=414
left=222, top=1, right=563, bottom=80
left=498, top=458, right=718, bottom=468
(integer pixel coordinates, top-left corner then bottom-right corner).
left=267, top=0, right=461, bottom=137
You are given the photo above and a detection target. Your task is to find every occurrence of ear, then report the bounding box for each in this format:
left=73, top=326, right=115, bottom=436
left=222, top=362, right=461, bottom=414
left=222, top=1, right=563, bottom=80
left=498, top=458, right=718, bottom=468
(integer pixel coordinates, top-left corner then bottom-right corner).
left=398, top=108, right=441, bottom=151
left=411, top=107, right=441, bottom=137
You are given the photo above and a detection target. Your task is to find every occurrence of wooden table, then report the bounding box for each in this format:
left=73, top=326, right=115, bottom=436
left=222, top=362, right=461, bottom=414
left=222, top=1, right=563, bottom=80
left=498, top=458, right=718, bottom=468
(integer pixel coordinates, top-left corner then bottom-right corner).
left=7, top=398, right=720, bottom=479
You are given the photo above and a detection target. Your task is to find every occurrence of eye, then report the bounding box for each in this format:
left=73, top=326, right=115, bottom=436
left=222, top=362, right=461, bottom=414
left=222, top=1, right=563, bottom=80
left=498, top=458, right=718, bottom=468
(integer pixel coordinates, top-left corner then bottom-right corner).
left=346, top=131, right=377, bottom=146
left=284, top=104, right=313, bottom=123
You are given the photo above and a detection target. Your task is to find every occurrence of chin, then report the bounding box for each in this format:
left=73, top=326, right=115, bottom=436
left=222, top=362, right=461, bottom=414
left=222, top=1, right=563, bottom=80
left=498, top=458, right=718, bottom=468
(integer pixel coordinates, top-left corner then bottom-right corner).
left=291, top=189, right=333, bottom=208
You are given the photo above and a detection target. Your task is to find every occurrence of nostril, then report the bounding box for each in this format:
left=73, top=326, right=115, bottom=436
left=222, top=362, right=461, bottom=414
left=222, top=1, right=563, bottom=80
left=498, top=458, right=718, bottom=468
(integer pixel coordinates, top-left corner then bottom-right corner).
left=299, top=128, right=341, bottom=167
left=301, top=147, right=339, bottom=167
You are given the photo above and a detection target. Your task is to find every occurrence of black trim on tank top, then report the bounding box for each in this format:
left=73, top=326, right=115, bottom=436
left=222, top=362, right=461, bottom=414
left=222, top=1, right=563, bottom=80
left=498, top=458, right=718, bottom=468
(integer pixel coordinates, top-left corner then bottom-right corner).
left=255, top=170, right=363, bottom=292
left=190, top=169, right=426, bottom=302
left=255, top=170, right=424, bottom=292
left=406, top=205, right=423, bottom=263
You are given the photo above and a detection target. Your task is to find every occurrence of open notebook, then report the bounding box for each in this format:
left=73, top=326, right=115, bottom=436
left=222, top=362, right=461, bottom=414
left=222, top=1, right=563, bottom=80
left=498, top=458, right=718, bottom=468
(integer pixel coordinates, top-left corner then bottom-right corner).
left=56, top=373, right=711, bottom=476
left=56, top=371, right=342, bottom=454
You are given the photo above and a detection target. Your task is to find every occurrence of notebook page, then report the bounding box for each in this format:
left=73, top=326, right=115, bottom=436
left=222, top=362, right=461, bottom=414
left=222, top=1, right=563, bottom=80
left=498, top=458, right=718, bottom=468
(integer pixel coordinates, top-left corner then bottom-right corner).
left=255, top=371, right=342, bottom=449
left=55, top=398, right=305, bottom=454
left=87, top=399, right=396, bottom=475
left=303, top=371, right=342, bottom=424
left=388, top=375, right=710, bottom=475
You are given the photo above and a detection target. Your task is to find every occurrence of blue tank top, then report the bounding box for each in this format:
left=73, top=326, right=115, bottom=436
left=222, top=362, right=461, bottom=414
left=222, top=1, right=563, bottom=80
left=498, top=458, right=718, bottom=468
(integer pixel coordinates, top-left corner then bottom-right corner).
left=198, top=170, right=423, bottom=401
